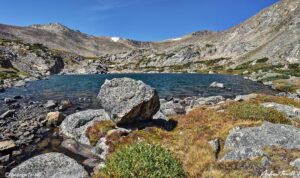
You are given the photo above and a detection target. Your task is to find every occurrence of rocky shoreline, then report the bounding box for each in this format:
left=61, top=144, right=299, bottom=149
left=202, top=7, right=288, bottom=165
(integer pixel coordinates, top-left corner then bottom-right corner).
left=1, top=77, right=300, bottom=177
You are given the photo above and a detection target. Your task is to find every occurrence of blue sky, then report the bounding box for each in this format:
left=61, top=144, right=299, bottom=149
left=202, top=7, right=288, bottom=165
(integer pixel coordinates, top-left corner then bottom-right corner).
left=0, top=0, right=278, bottom=41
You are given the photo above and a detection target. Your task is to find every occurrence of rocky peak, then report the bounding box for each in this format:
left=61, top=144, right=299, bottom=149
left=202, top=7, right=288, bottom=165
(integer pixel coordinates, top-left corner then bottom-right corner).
left=29, top=23, right=71, bottom=32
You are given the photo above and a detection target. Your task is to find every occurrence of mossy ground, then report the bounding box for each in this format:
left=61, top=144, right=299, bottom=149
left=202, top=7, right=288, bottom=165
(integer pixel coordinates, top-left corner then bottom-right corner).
left=86, top=120, right=116, bottom=146
left=91, top=94, right=300, bottom=177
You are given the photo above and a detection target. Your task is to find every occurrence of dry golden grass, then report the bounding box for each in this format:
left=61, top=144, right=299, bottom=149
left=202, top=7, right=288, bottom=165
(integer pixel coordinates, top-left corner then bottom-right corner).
left=93, top=95, right=300, bottom=177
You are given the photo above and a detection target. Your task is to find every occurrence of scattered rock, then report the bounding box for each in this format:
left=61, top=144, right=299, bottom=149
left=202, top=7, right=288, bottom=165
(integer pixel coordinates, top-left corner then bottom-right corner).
left=60, top=109, right=110, bottom=145
left=12, top=150, right=22, bottom=156
left=234, top=93, right=257, bottom=102
left=0, top=110, right=15, bottom=119
left=290, top=158, right=300, bottom=170
left=0, top=154, right=10, bottom=163
left=13, top=95, right=23, bottom=100
left=221, top=147, right=264, bottom=161
left=153, top=110, right=169, bottom=121
left=46, top=111, right=65, bottom=126
left=210, top=82, right=225, bottom=88
left=160, top=101, right=185, bottom=116
left=195, top=96, right=225, bottom=106
left=14, top=80, right=26, bottom=87
left=93, top=137, right=109, bottom=160
left=0, top=140, right=16, bottom=151
left=4, top=98, right=16, bottom=104
left=296, top=89, right=300, bottom=96
left=43, top=100, right=57, bottom=109
left=262, top=102, right=300, bottom=118
left=208, top=138, right=221, bottom=159
left=0, top=87, right=5, bottom=93
left=83, top=158, right=102, bottom=169
left=261, top=156, right=271, bottom=167
left=61, top=139, right=100, bottom=159
left=9, top=152, right=88, bottom=178
left=97, top=78, right=160, bottom=125
left=59, top=99, right=73, bottom=111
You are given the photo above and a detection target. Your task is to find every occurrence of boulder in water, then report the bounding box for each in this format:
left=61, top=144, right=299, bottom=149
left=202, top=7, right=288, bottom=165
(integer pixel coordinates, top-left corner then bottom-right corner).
left=209, top=82, right=225, bottom=88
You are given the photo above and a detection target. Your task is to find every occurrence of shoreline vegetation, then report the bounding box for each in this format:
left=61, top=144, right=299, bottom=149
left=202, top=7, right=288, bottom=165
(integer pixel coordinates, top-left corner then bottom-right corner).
left=1, top=75, right=300, bottom=177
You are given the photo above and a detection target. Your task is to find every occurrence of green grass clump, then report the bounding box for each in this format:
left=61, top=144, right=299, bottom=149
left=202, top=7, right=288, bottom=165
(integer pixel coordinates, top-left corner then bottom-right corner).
left=288, top=64, right=299, bottom=70
left=0, top=71, right=19, bottom=79
left=96, top=142, right=186, bottom=178
left=261, top=74, right=290, bottom=82
left=228, top=102, right=291, bottom=124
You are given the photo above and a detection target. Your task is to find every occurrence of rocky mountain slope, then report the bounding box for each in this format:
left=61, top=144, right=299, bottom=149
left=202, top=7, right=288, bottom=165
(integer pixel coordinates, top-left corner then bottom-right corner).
left=0, top=0, right=299, bottom=85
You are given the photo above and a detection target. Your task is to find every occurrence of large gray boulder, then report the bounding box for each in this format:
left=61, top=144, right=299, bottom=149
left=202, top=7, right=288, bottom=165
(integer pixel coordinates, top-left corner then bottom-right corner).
left=59, top=109, right=110, bottom=145
left=262, top=102, right=300, bottom=118
left=9, top=152, right=88, bottom=178
left=224, top=122, right=300, bottom=150
left=97, top=78, right=160, bottom=125
left=221, top=122, right=300, bottom=161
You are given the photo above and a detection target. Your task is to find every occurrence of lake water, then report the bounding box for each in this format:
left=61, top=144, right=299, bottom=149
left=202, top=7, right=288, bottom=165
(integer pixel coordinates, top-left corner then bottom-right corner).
left=1, top=74, right=276, bottom=106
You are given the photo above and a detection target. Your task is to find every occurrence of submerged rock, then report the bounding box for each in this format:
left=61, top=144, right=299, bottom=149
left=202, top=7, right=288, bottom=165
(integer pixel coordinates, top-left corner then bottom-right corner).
left=59, top=109, right=110, bottom=145
left=97, top=78, right=160, bottom=125
left=262, top=102, right=300, bottom=118
left=9, top=152, right=88, bottom=178
left=209, top=81, right=225, bottom=88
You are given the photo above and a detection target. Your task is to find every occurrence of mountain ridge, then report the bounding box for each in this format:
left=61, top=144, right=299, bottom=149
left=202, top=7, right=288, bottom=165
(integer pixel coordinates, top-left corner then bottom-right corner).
left=0, top=0, right=299, bottom=79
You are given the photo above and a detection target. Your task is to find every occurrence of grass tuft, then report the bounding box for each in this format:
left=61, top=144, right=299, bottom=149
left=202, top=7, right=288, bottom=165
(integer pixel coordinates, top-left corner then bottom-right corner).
left=95, top=142, right=186, bottom=178
left=228, top=102, right=291, bottom=124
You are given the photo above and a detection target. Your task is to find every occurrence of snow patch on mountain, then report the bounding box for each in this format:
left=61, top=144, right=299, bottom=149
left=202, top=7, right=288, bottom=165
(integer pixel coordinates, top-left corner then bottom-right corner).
left=111, top=37, right=120, bottom=42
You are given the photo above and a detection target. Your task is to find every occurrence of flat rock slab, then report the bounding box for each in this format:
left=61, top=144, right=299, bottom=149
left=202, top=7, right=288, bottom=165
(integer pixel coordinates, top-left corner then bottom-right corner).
left=221, top=147, right=264, bottom=161
left=9, top=152, right=88, bottom=178
left=262, top=102, right=300, bottom=118
left=59, top=109, right=110, bottom=145
left=0, top=140, right=15, bottom=151
left=97, top=78, right=160, bottom=125
left=225, top=122, right=300, bottom=150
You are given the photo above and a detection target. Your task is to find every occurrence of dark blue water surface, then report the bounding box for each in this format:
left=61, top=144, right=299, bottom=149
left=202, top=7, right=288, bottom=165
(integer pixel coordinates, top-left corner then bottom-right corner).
left=1, top=73, right=276, bottom=103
